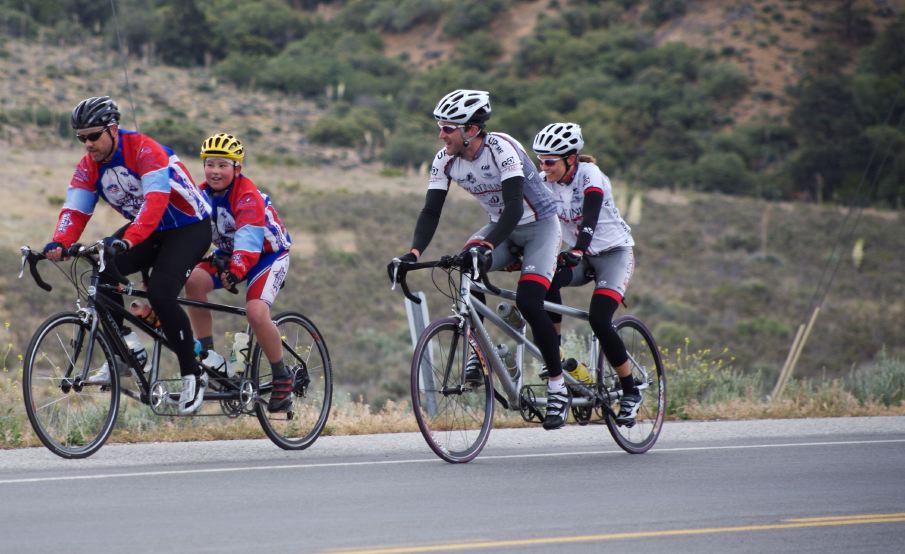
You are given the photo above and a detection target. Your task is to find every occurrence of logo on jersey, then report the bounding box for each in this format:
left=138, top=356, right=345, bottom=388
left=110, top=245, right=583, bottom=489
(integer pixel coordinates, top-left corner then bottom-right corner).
left=57, top=212, right=72, bottom=235
left=100, top=166, right=144, bottom=217
left=501, top=157, right=516, bottom=168
left=465, top=172, right=477, bottom=185
left=430, top=166, right=439, bottom=175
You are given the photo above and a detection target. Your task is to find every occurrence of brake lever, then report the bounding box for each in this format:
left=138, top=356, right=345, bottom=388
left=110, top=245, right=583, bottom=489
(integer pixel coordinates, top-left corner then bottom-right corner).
left=390, top=257, right=401, bottom=291
left=18, top=246, right=29, bottom=279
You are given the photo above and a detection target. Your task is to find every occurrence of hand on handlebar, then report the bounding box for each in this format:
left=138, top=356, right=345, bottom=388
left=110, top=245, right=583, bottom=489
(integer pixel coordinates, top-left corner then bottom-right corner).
left=458, top=244, right=493, bottom=279
left=102, top=236, right=130, bottom=255
left=42, top=241, right=65, bottom=261
left=558, top=249, right=583, bottom=269
left=387, top=252, right=417, bottom=284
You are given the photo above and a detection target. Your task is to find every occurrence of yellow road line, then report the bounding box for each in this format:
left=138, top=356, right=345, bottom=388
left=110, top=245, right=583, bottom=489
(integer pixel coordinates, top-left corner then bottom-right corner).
left=327, top=513, right=905, bottom=554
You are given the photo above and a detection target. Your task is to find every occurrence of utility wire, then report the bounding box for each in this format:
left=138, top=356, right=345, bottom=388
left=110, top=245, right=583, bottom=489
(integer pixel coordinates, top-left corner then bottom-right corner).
left=805, top=88, right=904, bottom=311
left=109, top=0, right=140, bottom=132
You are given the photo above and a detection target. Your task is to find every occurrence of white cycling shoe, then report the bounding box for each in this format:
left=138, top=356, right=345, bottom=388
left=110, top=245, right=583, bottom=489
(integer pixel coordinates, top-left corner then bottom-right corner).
left=177, top=373, right=208, bottom=415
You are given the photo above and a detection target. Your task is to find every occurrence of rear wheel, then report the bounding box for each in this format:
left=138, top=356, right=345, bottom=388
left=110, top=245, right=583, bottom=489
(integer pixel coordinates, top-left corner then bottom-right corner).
left=253, top=312, right=332, bottom=450
left=411, top=317, right=493, bottom=463
left=22, top=312, right=120, bottom=458
left=598, top=315, right=665, bottom=454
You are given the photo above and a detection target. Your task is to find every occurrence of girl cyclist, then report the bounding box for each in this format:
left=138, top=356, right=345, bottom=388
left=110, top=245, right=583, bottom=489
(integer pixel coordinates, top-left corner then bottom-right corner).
left=533, top=122, right=641, bottom=425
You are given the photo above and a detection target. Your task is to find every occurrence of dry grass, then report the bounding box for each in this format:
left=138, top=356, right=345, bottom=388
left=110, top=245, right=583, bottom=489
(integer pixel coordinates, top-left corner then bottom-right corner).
left=3, top=373, right=903, bottom=450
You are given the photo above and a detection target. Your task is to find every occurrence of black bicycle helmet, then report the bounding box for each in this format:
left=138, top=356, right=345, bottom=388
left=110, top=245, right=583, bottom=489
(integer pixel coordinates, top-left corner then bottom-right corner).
left=71, top=96, right=120, bottom=129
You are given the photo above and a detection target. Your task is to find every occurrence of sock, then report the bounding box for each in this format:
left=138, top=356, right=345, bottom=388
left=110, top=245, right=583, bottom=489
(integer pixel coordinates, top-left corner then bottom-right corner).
left=620, top=375, right=638, bottom=395
left=199, top=336, right=214, bottom=352
left=547, top=376, right=566, bottom=394
left=271, top=359, right=289, bottom=379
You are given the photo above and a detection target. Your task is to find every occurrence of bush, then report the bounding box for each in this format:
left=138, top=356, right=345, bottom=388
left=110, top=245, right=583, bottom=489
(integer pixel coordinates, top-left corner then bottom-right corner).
left=141, top=118, right=207, bottom=157
left=443, top=0, right=508, bottom=37
left=847, top=350, right=905, bottom=406
left=308, top=105, right=383, bottom=148
left=686, top=152, right=754, bottom=194
left=381, top=125, right=437, bottom=168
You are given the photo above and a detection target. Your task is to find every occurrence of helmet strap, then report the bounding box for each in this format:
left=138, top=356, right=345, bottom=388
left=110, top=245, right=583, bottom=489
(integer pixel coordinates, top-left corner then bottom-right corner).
left=99, top=126, right=117, bottom=165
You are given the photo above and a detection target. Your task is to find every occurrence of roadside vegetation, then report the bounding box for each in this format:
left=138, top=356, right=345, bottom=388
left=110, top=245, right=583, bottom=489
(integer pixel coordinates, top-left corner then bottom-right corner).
left=1, top=1, right=904, bottom=448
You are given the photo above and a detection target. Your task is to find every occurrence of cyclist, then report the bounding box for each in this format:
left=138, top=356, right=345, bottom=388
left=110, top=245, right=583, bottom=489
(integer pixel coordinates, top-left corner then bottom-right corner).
left=532, top=122, right=641, bottom=425
left=387, top=89, right=570, bottom=430
left=184, top=133, right=294, bottom=412
left=43, top=95, right=212, bottom=416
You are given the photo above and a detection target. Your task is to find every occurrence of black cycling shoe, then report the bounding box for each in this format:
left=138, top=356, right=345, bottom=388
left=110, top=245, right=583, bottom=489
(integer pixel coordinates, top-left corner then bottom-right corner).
left=464, top=352, right=484, bottom=386
left=268, top=375, right=295, bottom=412
left=543, top=389, right=570, bottom=430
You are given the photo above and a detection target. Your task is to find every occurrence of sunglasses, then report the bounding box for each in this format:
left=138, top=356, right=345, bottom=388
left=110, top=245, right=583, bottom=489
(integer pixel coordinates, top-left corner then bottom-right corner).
left=76, top=129, right=106, bottom=143
left=537, top=157, right=563, bottom=167
left=437, top=122, right=466, bottom=134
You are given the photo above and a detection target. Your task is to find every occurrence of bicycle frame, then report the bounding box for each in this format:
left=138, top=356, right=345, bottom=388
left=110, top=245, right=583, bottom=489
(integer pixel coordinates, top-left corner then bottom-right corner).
left=452, top=271, right=614, bottom=410
left=91, top=282, right=253, bottom=404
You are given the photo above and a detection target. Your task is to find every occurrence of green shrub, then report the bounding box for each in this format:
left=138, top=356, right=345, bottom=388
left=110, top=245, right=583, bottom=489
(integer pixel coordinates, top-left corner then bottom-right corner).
left=847, top=350, right=905, bottom=406
left=141, top=118, right=207, bottom=156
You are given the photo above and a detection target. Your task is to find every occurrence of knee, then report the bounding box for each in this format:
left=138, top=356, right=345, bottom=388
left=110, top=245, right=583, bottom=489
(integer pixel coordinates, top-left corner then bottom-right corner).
left=245, top=300, right=270, bottom=327
left=184, top=269, right=210, bottom=299
left=589, top=295, right=618, bottom=336
left=515, top=280, right=547, bottom=322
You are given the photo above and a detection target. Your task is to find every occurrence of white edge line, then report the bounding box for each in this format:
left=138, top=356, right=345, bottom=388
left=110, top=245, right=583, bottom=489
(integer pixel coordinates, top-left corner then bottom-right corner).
left=1, top=438, right=904, bottom=486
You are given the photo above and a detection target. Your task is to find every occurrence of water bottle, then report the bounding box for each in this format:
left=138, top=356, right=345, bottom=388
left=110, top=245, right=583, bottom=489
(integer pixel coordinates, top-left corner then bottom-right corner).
left=563, top=357, right=592, bottom=384
left=496, top=302, right=525, bottom=329
left=122, top=329, right=147, bottom=370
left=129, top=300, right=160, bottom=328
left=497, top=343, right=519, bottom=380
left=230, top=332, right=250, bottom=375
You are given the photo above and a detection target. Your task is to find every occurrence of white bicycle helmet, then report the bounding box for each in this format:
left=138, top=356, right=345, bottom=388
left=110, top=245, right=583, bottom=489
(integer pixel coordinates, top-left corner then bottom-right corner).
left=532, top=122, right=584, bottom=155
left=433, top=89, right=491, bottom=125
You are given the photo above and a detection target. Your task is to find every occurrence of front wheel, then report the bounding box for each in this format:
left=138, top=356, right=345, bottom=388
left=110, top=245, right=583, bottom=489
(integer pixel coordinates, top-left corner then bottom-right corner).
left=598, top=315, right=665, bottom=454
left=253, top=312, right=332, bottom=450
left=411, top=317, right=493, bottom=463
left=22, top=312, right=120, bottom=458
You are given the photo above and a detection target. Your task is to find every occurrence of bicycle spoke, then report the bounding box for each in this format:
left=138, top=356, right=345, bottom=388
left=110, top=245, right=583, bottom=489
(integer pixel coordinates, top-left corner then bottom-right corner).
left=23, top=314, right=119, bottom=458
left=411, top=319, right=492, bottom=463
left=255, top=312, right=332, bottom=450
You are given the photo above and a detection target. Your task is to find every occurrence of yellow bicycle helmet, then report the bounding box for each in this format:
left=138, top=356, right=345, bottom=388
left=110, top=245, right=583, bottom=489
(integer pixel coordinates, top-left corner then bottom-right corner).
left=200, top=132, right=244, bottom=163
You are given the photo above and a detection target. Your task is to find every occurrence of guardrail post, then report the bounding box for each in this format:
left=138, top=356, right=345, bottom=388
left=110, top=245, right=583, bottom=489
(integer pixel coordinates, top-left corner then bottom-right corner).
left=405, top=291, right=436, bottom=416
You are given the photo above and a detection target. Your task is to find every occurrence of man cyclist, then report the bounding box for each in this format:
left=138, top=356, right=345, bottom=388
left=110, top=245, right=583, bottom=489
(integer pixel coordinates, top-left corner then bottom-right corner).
left=43, top=96, right=212, bottom=415
left=388, top=89, right=570, bottom=430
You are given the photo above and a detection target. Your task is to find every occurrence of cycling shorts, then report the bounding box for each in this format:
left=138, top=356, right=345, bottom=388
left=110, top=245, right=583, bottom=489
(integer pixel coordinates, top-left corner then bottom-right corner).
left=197, top=251, right=290, bottom=305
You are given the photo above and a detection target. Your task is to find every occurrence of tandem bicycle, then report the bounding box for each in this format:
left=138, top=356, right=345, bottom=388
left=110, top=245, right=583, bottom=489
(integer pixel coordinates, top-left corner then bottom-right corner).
left=391, top=252, right=665, bottom=463
left=19, top=241, right=332, bottom=458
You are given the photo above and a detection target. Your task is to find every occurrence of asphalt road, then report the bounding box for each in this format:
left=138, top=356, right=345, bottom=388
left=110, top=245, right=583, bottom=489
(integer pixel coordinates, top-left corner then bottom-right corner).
left=1, top=417, right=903, bottom=553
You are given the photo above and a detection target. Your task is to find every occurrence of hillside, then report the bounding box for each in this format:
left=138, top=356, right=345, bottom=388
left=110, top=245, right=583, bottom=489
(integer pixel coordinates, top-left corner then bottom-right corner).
left=1, top=1, right=904, bottom=406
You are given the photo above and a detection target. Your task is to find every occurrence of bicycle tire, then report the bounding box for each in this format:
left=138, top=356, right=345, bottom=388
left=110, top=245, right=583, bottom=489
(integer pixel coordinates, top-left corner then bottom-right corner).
left=410, top=317, right=493, bottom=463
left=598, top=315, right=665, bottom=454
left=22, top=312, right=120, bottom=459
left=253, top=312, right=332, bottom=450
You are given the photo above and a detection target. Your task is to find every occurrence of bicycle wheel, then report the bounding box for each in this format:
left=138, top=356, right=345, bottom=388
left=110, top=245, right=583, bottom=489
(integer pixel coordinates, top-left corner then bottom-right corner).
left=598, top=315, right=665, bottom=454
left=411, top=317, right=493, bottom=463
left=22, top=312, right=120, bottom=458
left=253, top=312, right=332, bottom=450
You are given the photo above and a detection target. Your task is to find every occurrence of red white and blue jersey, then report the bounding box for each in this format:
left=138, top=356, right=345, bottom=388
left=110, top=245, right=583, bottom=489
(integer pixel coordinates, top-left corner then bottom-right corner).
left=203, top=174, right=291, bottom=281
left=53, top=129, right=211, bottom=247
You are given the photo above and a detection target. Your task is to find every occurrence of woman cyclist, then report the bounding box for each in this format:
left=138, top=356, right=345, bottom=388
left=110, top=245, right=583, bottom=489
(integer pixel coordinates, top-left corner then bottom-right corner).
left=532, top=122, right=641, bottom=425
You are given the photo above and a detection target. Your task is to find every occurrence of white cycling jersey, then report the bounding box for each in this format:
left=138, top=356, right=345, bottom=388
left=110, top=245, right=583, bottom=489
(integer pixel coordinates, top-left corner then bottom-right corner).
left=428, top=132, right=557, bottom=225
left=547, top=161, right=633, bottom=255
